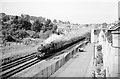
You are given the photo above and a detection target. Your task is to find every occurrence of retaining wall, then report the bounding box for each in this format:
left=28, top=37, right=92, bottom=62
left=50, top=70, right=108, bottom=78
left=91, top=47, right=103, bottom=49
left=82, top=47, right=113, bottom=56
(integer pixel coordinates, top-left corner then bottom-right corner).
left=33, top=41, right=86, bottom=78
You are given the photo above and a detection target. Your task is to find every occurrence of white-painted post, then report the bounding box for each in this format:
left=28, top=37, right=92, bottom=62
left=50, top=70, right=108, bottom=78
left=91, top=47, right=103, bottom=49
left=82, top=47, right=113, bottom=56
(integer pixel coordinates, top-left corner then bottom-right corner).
left=91, top=29, right=95, bottom=43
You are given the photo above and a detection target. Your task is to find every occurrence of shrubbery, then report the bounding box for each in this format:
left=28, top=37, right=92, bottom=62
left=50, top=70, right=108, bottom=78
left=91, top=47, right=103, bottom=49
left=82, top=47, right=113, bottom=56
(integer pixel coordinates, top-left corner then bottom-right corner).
left=94, top=29, right=101, bottom=36
left=31, top=33, right=39, bottom=38
left=97, top=45, right=102, bottom=51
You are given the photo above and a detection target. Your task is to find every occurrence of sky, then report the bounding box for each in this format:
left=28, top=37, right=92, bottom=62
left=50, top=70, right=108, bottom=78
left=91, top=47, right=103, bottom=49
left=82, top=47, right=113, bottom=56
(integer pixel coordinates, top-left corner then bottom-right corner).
left=0, top=0, right=119, bottom=24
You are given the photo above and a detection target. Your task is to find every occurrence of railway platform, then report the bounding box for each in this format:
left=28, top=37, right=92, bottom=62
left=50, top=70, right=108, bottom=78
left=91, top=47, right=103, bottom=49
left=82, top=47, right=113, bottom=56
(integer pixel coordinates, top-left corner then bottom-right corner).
left=50, top=43, right=94, bottom=77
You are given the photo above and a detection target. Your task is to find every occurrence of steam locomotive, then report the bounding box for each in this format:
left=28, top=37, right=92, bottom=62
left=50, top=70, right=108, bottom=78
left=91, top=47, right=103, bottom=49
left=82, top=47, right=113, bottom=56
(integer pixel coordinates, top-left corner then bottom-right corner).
left=36, top=32, right=90, bottom=59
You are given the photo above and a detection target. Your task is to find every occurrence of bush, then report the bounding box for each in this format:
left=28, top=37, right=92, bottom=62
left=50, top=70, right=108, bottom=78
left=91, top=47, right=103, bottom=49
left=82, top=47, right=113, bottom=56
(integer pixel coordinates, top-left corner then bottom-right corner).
left=15, top=30, right=30, bottom=39
left=4, top=35, right=16, bottom=42
left=31, top=33, right=39, bottom=38
left=97, top=45, right=102, bottom=51
left=94, top=29, right=101, bottom=36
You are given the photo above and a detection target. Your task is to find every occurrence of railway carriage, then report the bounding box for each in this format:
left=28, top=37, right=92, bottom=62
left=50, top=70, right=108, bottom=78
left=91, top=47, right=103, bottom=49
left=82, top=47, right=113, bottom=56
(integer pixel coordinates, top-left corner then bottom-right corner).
left=37, top=32, right=90, bottom=59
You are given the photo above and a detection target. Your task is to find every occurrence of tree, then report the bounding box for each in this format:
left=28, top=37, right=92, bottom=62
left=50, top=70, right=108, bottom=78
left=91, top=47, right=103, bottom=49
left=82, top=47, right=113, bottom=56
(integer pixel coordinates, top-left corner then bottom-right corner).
left=85, top=24, right=89, bottom=27
left=11, top=16, right=19, bottom=24
left=2, top=23, right=10, bottom=30
left=45, top=19, right=51, bottom=26
left=41, top=25, right=47, bottom=32
left=19, top=18, right=31, bottom=30
left=31, top=20, right=43, bottom=32
left=67, top=21, right=70, bottom=24
left=102, top=23, right=107, bottom=28
left=53, top=19, right=57, bottom=23
left=2, top=15, right=10, bottom=22
left=10, top=24, right=19, bottom=31
left=52, top=25, right=57, bottom=32
left=21, top=14, right=30, bottom=21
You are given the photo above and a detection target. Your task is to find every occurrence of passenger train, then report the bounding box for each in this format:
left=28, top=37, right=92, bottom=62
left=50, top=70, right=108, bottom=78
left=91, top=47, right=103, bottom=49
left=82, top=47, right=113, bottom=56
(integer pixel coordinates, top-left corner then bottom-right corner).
left=36, top=32, right=90, bottom=59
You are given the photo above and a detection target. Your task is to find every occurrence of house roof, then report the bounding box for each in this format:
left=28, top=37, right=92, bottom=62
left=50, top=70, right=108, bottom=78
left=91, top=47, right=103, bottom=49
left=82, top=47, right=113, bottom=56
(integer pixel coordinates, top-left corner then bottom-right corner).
left=111, top=31, right=120, bottom=34
left=108, top=25, right=120, bottom=31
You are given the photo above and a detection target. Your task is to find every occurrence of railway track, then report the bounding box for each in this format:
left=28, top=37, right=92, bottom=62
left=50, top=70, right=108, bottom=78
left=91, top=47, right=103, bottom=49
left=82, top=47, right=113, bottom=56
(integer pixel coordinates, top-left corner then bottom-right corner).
left=1, top=53, right=36, bottom=71
left=1, top=39, right=88, bottom=79
left=1, top=58, right=40, bottom=78
left=1, top=52, right=37, bottom=71
left=1, top=52, right=37, bottom=66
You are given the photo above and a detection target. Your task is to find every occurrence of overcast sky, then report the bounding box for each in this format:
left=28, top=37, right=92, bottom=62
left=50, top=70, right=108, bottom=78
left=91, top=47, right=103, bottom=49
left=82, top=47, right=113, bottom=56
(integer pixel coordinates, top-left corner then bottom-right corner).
left=0, top=0, right=119, bottom=24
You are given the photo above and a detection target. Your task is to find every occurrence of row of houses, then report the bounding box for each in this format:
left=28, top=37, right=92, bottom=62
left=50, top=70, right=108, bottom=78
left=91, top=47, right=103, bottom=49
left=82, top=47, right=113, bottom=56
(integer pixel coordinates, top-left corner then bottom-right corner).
left=91, top=24, right=120, bottom=78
